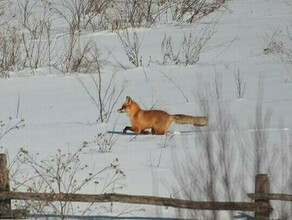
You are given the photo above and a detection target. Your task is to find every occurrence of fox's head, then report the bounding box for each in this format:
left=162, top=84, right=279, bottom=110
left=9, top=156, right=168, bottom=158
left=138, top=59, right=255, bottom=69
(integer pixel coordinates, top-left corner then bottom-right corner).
left=117, top=96, right=133, bottom=113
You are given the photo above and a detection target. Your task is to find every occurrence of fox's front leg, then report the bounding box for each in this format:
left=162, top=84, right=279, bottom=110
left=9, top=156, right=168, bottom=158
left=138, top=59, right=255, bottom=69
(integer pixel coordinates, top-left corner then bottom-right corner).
left=123, top=126, right=133, bottom=133
left=123, top=126, right=153, bottom=134
left=123, top=126, right=142, bottom=133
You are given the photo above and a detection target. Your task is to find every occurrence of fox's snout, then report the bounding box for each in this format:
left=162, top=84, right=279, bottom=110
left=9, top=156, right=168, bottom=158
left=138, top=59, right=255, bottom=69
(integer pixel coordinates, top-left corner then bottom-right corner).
left=117, top=108, right=124, bottom=113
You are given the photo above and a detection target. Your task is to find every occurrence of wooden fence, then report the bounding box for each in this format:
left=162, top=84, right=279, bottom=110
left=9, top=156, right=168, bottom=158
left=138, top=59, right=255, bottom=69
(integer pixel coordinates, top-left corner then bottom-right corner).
left=0, top=153, right=291, bottom=219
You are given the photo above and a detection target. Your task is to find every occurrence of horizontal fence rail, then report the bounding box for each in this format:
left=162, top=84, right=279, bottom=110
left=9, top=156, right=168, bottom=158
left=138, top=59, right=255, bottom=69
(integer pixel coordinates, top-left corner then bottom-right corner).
left=27, top=214, right=188, bottom=220
left=0, top=191, right=271, bottom=212
left=248, top=193, right=292, bottom=202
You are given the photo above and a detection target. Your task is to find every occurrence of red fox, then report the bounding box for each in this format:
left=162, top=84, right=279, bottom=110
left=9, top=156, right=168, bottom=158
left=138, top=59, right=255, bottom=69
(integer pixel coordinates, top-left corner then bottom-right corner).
left=117, top=96, right=208, bottom=135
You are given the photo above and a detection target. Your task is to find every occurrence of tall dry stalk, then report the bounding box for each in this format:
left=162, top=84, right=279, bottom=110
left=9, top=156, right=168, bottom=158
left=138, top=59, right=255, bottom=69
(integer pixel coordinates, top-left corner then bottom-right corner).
left=77, top=65, right=126, bottom=123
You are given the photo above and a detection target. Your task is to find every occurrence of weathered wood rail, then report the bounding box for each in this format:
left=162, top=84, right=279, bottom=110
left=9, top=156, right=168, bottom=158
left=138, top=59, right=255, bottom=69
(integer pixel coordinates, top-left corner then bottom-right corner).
left=0, top=153, right=291, bottom=219
left=0, top=191, right=270, bottom=212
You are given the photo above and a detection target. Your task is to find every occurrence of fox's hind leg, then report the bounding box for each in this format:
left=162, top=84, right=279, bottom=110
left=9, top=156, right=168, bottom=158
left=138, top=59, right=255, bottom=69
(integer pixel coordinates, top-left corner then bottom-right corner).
left=141, top=128, right=155, bottom=134
left=141, top=129, right=151, bottom=134
left=154, top=128, right=166, bottom=135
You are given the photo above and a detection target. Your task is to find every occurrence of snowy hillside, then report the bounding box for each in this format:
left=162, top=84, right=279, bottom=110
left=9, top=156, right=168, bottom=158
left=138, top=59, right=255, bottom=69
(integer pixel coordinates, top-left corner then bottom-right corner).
left=0, top=0, right=292, bottom=219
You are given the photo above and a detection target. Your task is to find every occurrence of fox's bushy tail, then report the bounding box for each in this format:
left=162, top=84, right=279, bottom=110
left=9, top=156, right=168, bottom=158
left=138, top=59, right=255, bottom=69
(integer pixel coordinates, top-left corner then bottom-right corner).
left=171, top=114, right=208, bottom=126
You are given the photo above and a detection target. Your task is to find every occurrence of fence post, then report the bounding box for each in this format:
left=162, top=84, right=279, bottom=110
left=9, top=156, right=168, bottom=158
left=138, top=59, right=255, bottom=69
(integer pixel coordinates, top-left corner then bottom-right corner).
left=254, top=174, right=270, bottom=220
left=0, top=154, right=11, bottom=215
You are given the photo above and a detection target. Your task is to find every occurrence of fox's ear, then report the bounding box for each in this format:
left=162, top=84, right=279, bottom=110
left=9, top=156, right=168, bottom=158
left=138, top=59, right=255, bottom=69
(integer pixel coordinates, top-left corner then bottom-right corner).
left=126, top=96, right=132, bottom=103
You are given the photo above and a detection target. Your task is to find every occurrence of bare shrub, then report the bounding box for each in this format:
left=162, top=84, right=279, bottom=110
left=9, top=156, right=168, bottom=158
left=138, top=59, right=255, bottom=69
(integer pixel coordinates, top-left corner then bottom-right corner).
left=85, top=0, right=170, bottom=31
left=172, top=125, right=219, bottom=219
left=16, top=0, right=38, bottom=30
left=143, top=0, right=171, bottom=27
left=161, top=25, right=215, bottom=66
left=21, top=31, right=48, bottom=71
left=51, top=0, right=114, bottom=33
left=264, top=28, right=292, bottom=67
left=174, top=75, right=224, bottom=219
left=100, top=0, right=161, bottom=30
left=126, top=0, right=146, bottom=28
left=14, top=0, right=53, bottom=38
left=59, top=31, right=79, bottom=73
left=172, top=74, right=243, bottom=219
left=0, top=31, right=22, bottom=78
left=77, top=66, right=126, bottom=123
left=170, top=0, right=222, bottom=23
left=173, top=73, right=292, bottom=219
left=123, top=0, right=169, bottom=28
left=44, top=19, right=54, bottom=74
left=58, top=35, right=103, bottom=74
left=214, top=102, right=237, bottom=219
left=247, top=78, right=292, bottom=219
left=264, top=29, right=285, bottom=56
left=161, top=34, right=180, bottom=65
left=10, top=144, right=125, bottom=218
left=67, top=40, right=91, bottom=73
left=252, top=77, right=272, bottom=176
left=233, top=68, right=247, bottom=99
left=275, top=120, right=292, bottom=219
left=198, top=74, right=239, bottom=218
left=6, top=0, right=55, bottom=74
left=88, top=2, right=126, bottom=31
left=0, top=1, right=12, bottom=26
left=95, top=132, right=118, bottom=153
left=52, top=0, right=88, bottom=34
left=117, top=29, right=143, bottom=67
left=48, top=0, right=223, bottom=32
left=182, top=26, right=215, bottom=65
left=81, top=0, right=115, bottom=31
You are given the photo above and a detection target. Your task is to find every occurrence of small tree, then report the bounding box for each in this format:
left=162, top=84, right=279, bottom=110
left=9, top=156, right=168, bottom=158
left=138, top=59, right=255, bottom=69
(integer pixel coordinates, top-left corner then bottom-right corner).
left=10, top=143, right=125, bottom=218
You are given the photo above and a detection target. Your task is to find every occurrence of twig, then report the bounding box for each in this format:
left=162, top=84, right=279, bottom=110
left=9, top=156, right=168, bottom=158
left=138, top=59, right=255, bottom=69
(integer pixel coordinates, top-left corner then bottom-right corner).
left=161, top=71, right=189, bottom=102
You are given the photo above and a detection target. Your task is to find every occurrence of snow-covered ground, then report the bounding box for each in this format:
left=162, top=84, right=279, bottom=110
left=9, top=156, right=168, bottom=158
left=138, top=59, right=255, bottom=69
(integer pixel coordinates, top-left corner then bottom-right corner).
left=1, top=0, right=292, bottom=219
